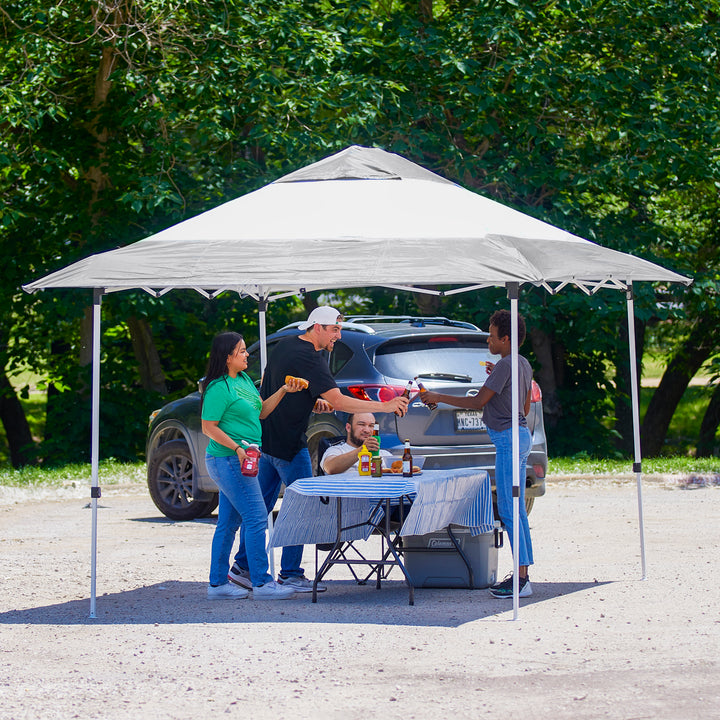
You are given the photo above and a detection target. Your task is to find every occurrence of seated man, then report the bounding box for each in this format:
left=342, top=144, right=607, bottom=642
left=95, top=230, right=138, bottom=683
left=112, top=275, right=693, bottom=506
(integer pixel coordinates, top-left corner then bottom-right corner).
left=321, top=412, right=411, bottom=528
left=320, top=412, right=391, bottom=474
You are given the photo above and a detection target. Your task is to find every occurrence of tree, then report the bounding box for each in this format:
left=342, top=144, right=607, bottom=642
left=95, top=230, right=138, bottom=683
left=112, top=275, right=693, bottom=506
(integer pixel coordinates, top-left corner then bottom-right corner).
left=364, top=0, right=720, bottom=454
left=1, top=0, right=405, bottom=464
left=2, top=0, right=719, bottom=464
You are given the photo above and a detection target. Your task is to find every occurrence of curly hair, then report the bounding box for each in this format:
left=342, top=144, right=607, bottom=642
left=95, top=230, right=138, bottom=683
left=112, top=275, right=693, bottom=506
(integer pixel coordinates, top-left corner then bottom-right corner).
left=489, top=309, right=526, bottom=347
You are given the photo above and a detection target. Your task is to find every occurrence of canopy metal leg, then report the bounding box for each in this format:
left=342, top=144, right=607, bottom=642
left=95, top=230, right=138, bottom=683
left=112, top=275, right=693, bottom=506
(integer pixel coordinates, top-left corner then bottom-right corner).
left=89, top=289, right=103, bottom=618
left=257, top=296, right=277, bottom=580
left=507, top=283, right=521, bottom=620
left=626, top=284, right=647, bottom=579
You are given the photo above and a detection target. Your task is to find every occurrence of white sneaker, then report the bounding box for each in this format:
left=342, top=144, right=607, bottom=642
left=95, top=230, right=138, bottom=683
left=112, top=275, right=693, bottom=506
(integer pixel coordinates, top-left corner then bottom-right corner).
left=207, top=583, right=249, bottom=600
left=278, top=574, right=326, bottom=593
left=253, top=580, right=296, bottom=600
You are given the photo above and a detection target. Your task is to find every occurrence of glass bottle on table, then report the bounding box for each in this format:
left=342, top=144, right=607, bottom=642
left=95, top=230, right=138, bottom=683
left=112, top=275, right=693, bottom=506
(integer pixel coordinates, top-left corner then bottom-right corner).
left=402, top=439, right=413, bottom=477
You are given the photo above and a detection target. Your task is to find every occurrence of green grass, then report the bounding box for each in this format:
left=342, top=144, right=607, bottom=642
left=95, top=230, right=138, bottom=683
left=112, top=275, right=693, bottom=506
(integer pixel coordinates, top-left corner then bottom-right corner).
left=548, top=455, right=719, bottom=476
left=0, top=460, right=146, bottom=488
left=1, top=456, right=717, bottom=489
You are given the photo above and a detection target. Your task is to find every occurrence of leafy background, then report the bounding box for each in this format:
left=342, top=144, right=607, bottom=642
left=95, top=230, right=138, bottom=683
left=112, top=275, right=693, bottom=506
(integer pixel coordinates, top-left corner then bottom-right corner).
left=1, top=0, right=718, bottom=466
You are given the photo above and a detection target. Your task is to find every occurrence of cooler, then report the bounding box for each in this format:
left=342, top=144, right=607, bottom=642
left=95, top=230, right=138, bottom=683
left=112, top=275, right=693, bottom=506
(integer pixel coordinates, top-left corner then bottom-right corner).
left=402, top=523, right=502, bottom=589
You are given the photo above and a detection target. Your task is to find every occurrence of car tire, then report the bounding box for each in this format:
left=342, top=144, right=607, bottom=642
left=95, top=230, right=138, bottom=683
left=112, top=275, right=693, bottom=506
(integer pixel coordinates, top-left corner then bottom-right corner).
left=147, top=440, right=219, bottom=520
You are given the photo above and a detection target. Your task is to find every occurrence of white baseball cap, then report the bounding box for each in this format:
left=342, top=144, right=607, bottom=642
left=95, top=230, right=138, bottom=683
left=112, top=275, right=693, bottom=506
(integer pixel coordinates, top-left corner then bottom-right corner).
left=298, top=306, right=344, bottom=330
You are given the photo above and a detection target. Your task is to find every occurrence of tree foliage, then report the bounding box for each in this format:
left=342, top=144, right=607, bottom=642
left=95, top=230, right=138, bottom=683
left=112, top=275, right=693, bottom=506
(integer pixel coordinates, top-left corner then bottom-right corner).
left=1, top=0, right=719, bottom=465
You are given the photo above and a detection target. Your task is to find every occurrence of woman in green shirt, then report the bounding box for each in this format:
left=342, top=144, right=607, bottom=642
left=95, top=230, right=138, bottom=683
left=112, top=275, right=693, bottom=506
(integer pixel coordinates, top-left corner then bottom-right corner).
left=201, top=331, right=302, bottom=601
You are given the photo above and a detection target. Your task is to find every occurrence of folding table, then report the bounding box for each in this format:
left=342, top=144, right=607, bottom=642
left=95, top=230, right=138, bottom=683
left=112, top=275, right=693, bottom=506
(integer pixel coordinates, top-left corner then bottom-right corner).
left=269, top=467, right=493, bottom=604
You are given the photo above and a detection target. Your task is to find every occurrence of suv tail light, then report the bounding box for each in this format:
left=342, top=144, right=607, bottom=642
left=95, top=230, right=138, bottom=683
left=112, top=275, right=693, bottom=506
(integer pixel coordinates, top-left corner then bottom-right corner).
left=346, top=384, right=418, bottom=402
left=530, top=380, right=542, bottom=403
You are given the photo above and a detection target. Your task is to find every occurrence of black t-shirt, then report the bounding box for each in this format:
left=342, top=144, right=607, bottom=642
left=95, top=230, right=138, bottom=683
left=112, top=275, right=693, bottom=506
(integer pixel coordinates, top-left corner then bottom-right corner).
left=260, top=335, right=338, bottom=460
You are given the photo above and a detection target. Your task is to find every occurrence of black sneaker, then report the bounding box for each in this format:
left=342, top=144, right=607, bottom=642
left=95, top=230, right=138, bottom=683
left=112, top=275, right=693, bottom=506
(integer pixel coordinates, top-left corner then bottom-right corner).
left=277, top=574, right=327, bottom=593
left=489, top=574, right=532, bottom=598
left=228, top=564, right=252, bottom=590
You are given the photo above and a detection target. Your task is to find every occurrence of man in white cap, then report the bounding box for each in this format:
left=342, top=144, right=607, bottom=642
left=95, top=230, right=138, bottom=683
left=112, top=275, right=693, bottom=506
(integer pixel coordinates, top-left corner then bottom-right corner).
left=228, top=306, right=409, bottom=593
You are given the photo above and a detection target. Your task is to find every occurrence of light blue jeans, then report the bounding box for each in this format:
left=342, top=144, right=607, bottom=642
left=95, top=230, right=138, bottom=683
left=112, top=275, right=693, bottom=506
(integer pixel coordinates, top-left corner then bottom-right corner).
left=488, top=426, right=534, bottom=568
left=205, top=453, right=272, bottom=587
left=233, top=448, right=313, bottom=579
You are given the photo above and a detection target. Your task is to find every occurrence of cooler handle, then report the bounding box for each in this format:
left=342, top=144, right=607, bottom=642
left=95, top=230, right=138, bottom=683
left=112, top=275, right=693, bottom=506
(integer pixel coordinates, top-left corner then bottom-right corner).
left=494, top=521, right=504, bottom=549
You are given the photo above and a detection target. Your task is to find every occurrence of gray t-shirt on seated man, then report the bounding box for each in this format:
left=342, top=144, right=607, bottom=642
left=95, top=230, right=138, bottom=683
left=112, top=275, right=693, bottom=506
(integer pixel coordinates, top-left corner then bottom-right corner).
left=482, top=354, right=533, bottom=431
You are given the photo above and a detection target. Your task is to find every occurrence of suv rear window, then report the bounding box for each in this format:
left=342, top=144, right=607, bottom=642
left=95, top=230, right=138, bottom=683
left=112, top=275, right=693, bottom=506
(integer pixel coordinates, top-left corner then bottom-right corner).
left=373, top=336, right=490, bottom=383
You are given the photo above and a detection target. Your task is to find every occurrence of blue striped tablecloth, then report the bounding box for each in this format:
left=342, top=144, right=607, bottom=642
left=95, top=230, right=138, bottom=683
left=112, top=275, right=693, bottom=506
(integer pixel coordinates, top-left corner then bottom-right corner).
left=269, top=467, right=493, bottom=548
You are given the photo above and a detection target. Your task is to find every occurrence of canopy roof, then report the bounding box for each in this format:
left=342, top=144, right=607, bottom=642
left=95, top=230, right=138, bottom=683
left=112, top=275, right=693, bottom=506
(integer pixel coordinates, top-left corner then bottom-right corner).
left=23, top=145, right=690, bottom=299
left=22, top=144, right=686, bottom=618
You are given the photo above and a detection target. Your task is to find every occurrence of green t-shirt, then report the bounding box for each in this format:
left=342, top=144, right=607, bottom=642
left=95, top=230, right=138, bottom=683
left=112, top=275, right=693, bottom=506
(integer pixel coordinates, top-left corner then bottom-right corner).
left=201, top=373, right=263, bottom=457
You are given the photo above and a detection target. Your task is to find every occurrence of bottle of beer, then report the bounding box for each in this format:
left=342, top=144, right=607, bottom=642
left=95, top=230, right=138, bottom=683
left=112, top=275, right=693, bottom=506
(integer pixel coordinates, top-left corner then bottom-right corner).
left=414, top=376, right=437, bottom=410
left=370, top=423, right=383, bottom=477
left=402, top=439, right=413, bottom=477
left=395, top=380, right=413, bottom=416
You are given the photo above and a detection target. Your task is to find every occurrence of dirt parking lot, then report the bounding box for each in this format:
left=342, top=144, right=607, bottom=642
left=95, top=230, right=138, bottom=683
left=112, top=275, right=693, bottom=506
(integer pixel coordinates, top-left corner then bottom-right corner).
left=1, top=474, right=718, bottom=720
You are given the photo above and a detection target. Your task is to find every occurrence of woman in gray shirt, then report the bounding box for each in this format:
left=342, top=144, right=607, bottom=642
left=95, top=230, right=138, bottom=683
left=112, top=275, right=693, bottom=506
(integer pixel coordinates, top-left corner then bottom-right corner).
left=420, top=309, right=534, bottom=599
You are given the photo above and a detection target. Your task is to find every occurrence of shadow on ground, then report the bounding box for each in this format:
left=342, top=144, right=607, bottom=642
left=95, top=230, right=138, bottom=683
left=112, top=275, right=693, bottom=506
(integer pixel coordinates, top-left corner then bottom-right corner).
left=0, top=579, right=608, bottom=628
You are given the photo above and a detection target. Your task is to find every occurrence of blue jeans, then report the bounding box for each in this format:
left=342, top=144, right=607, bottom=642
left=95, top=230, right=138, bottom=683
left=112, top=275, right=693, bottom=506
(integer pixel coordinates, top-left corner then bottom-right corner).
left=233, top=448, right=313, bottom=579
left=205, top=453, right=272, bottom=587
left=488, top=426, right=534, bottom=568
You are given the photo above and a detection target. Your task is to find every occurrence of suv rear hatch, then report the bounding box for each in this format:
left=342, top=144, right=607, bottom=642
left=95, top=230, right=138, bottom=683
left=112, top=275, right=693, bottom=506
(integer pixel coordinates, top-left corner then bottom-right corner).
left=371, top=333, right=504, bottom=447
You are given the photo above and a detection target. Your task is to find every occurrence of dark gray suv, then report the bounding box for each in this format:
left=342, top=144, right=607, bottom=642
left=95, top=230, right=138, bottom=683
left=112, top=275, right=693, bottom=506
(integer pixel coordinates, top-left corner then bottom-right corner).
left=146, top=316, right=548, bottom=519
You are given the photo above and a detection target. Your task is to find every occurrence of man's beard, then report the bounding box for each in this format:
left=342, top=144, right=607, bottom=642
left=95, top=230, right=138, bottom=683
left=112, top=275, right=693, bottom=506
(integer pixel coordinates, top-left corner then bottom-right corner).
left=349, top=430, right=365, bottom=448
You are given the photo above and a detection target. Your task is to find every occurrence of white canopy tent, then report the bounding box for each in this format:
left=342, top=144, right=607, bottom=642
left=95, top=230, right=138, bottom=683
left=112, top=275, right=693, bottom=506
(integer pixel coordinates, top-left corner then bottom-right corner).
left=23, top=145, right=691, bottom=617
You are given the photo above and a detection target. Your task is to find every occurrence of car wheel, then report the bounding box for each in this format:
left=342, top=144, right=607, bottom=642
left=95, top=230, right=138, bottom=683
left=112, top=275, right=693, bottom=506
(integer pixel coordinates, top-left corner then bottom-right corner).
left=147, top=440, right=218, bottom=520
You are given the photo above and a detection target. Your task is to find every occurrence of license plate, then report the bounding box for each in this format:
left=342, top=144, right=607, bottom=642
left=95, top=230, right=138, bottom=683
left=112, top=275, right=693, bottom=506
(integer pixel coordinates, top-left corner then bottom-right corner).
left=454, top=410, right=486, bottom=432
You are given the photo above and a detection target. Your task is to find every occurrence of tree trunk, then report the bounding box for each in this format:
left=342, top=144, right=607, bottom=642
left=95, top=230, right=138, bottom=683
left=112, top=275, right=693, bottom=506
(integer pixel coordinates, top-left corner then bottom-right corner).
left=696, top=382, right=720, bottom=457
left=614, top=316, right=645, bottom=455
left=528, top=326, right=563, bottom=430
left=412, top=288, right=442, bottom=316
left=0, top=371, right=37, bottom=467
left=127, top=316, right=168, bottom=394
left=79, top=304, right=93, bottom=367
left=302, top=293, right=319, bottom=316
left=641, top=316, right=717, bottom=456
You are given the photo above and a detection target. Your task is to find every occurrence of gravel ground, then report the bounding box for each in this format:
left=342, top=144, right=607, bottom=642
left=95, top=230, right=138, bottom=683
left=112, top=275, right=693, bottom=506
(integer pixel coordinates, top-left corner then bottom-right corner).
left=0, top=475, right=718, bottom=720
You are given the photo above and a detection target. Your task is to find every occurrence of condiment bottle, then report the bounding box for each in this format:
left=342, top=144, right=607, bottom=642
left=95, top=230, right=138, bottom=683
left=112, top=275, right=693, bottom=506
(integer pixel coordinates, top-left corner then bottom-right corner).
left=357, top=444, right=371, bottom=476
left=241, top=445, right=260, bottom=476
left=402, top=439, right=413, bottom=477
left=414, top=376, right=437, bottom=410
